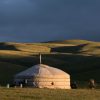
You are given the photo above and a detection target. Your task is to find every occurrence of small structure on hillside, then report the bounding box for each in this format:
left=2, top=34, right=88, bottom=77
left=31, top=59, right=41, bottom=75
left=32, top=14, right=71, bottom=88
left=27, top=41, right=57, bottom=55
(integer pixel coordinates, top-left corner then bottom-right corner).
left=14, top=54, right=71, bottom=89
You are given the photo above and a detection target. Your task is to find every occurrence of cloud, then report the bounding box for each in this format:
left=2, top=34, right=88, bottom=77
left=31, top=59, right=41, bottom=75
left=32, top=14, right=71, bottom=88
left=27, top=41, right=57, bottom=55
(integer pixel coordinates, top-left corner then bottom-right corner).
left=0, top=0, right=100, bottom=42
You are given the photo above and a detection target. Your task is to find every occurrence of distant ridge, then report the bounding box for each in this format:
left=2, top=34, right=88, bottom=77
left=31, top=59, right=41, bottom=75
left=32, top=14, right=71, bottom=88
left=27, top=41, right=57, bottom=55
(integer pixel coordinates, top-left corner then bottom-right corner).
left=46, top=39, right=100, bottom=44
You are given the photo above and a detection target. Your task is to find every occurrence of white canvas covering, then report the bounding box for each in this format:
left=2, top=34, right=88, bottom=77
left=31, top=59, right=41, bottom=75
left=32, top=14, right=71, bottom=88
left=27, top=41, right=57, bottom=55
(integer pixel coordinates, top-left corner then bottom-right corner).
left=14, top=64, right=71, bottom=89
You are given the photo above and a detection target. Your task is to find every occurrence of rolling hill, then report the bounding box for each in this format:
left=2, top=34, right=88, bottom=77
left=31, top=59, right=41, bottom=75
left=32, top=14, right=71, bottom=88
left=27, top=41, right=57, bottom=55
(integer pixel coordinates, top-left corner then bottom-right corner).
left=0, top=39, right=100, bottom=85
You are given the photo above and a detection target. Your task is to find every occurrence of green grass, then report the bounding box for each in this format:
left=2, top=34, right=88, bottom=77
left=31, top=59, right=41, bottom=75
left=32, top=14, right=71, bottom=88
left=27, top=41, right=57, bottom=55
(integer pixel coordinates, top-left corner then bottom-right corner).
left=0, top=88, right=100, bottom=100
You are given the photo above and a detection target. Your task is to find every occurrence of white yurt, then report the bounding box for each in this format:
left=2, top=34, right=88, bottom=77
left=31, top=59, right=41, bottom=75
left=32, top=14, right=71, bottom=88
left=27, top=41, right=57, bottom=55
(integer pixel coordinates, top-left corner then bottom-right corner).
left=14, top=64, right=71, bottom=89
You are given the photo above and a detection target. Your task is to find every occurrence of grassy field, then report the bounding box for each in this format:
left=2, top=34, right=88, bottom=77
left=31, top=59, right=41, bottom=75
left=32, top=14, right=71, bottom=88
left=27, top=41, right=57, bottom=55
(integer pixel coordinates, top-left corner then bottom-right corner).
left=0, top=40, right=100, bottom=100
left=0, top=88, right=100, bottom=100
left=0, top=40, right=100, bottom=85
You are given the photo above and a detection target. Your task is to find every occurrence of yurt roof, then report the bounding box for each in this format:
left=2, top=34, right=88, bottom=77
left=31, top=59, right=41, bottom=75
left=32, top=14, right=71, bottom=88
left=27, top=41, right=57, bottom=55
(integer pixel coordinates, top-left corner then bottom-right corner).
left=15, top=64, right=70, bottom=78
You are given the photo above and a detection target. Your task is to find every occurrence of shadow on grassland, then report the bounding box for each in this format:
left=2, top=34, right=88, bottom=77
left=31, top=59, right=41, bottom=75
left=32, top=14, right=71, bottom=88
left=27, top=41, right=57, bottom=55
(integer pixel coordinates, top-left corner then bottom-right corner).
left=0, top=53, right=100, bottom=83
left=0, top=42, right=19, bottom=51
left=51, top=44, right=88, bottom=53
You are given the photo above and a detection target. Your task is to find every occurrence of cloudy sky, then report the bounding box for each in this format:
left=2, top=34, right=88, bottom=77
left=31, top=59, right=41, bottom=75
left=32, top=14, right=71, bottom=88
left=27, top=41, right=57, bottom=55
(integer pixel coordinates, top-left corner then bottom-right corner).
left=0, top=0, right=100, bottom=42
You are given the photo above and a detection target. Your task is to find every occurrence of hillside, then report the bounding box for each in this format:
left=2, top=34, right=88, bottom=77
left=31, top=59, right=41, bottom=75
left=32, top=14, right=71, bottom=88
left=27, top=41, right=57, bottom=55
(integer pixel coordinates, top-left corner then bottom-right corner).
left=0, top=39, right=100, bottom=85
left=0, top=62, right=27, bottom=84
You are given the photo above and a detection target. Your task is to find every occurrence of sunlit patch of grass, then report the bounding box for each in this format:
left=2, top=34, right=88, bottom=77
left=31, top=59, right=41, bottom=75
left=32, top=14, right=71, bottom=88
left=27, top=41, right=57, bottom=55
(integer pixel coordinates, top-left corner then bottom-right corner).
left=0, top=88, right=100, bottom=100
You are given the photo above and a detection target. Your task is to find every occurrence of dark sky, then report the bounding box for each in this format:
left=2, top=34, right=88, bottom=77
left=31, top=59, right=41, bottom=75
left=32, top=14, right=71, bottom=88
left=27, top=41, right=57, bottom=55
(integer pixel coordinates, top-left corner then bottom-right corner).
left=0, top=0, right=100, bottom=42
